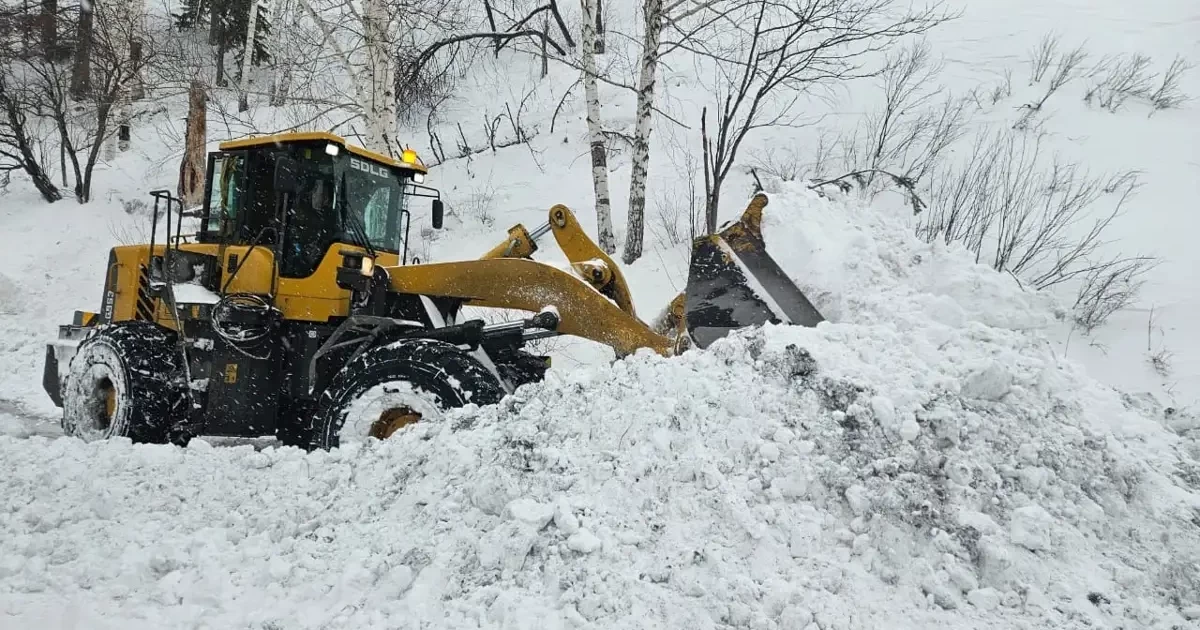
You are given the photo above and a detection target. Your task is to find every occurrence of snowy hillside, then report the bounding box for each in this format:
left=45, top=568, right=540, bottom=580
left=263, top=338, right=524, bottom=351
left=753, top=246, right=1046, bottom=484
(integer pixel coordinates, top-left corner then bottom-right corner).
left=917, top=0, right=1200, bottom=417
left=2, top=0, right=1200, bottom=627
left=3, top=187, right=1199, bottom=629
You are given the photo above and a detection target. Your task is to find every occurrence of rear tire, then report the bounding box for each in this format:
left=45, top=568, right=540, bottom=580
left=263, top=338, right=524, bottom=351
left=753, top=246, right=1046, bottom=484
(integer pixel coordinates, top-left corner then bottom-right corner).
left=309, top=338, right=505, bottom=450
left=61, top=321, right=188, bottom=444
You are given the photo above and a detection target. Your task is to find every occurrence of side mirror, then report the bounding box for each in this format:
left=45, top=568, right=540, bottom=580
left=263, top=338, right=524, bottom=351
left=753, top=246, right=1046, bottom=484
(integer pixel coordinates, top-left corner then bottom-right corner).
left=275, top=157, right=300, bottom=196
left=431, top=199, right=444, bottom=229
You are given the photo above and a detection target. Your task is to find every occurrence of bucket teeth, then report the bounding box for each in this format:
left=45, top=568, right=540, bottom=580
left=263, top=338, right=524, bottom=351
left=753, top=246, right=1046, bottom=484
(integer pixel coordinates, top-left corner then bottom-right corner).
left=683, top=194, right=824, bottom=349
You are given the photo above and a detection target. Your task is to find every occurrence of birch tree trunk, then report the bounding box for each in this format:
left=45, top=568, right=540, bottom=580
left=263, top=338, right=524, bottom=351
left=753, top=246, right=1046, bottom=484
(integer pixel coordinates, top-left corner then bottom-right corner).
left=580, top=0, right=615, bottom=254
left=115, top=0, right=140, bottom=153
left=362, top=0, right=397, bottom=155
left=237, top=0, right=260, bottom=112
left=269, top=0, right=292, bottom=106
left=621, top=0, right=663, bottom=264
left=593, top=0, right=605, bottom=54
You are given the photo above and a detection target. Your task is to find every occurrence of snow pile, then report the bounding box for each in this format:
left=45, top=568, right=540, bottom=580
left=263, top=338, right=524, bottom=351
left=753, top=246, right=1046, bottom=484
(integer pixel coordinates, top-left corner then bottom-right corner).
left=0, top=192, right=151, bottom=420
left=2, top=186, right=1199, bottom=629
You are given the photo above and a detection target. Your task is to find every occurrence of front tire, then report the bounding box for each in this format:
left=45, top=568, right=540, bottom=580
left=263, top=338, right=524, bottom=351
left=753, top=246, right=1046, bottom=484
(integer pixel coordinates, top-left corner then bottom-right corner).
left=309, top=338, right=506, bottom=450
left=61, top=321, right=188, bottom=444
left=494, top=351, right=550, bottom=390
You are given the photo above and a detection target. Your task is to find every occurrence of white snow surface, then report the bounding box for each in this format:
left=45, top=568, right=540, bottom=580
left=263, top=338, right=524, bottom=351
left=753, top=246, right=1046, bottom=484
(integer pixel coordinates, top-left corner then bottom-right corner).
left=171, top=282, right=221, bottom=305
left=3, top=185, right=1198, bottom=629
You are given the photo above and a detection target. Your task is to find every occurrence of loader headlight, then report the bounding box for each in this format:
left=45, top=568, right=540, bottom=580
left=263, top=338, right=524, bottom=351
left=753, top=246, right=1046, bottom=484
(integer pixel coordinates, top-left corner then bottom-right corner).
left=360, top=256, right=374, bottom=276
left=412, top=172, right=425, bottom=184
left=325, top=143, right=340, bottom=156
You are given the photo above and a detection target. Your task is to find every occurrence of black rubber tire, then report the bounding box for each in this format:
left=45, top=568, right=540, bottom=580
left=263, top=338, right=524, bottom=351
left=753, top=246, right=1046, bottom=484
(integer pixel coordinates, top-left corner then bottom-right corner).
left=309, top=338, right=506, bottom=450
left=494, top=352, right=550, bottom=390
left=61, top=320, right=189, bottom=444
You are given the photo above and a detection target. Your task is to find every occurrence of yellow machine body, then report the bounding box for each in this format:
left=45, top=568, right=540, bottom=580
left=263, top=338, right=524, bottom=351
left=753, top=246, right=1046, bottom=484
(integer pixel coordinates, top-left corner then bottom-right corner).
left=45, top=130, right=824, bottom=448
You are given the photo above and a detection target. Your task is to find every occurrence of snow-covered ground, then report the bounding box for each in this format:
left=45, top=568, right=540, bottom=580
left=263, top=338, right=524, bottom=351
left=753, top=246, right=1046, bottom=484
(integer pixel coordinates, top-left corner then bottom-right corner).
left=922, top=0, right=1200, bottom=423
left=2, top=0, right=1200, bottom=627
left=3, top=187, right=1199, bottom=629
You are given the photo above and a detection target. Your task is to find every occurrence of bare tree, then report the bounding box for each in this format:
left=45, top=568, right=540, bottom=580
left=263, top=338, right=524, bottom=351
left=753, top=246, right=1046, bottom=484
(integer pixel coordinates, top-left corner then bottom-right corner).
left=1148, top=55, right=1192, bottom=111
left=0, top=74, right=63, bottom=202
left=622, top=0, right=729, bottom=263
left=0, top=0, right=153, bottom=203
left=69, top=0, right=94, bottom=98
left=697, top=0, right=950, bottom=233
left=1013, top=35, right=1087, bottom=129
left=45, top=6, right=155, bottom=201
left=287, top=0, right=457, bottom=155
left=811, top=39, right=968, bottom=213
left=237, top=0, right=264, bottom=112
left=281, top=0, right=562, bottom=157
left=267, top=0, right=297, bottom=105
left=1073, top=254, right=1157, bottom=333
left=179, top=79, right=207, bottom=206
left=917, top=125, right=1156, bottom=330
left=620, top=0, right=665, bottom=263
left=0, top=1, right=64, bottom=201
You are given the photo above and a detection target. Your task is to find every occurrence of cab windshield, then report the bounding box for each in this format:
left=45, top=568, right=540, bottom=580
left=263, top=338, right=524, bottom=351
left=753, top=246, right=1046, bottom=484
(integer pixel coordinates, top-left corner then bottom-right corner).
left=201, top=142, right=417, bottom=278
left=283, top=151, right=407, bottom=247
left=342, top=156, right=409, bottom=253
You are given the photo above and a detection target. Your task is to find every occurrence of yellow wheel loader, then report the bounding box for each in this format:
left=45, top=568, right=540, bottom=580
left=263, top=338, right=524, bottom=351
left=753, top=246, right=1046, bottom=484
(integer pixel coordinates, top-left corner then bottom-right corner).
left=41, top=131, right=823, bottom=449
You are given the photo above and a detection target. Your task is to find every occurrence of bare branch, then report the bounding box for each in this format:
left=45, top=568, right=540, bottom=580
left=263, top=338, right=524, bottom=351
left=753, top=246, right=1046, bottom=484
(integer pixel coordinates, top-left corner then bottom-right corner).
left=407, top=30, right=566, bottom=86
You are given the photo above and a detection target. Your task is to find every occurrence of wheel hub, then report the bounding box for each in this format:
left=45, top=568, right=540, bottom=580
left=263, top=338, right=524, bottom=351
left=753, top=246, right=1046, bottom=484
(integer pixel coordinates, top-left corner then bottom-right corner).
left=368, top=406, right=422, bottom=440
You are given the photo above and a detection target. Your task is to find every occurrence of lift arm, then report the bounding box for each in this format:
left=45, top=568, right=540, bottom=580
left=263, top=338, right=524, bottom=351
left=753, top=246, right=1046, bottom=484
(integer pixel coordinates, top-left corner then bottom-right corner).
left=478, top=204, right=638, bottom=318
left=383, top=257, right=671, bottom=357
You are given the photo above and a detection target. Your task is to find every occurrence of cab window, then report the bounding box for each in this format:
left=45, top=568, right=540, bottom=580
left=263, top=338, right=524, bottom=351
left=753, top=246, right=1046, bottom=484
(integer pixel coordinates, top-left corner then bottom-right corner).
left=203, top=153, right=246, bottom=240
left=344, top=157, right=405, bottom=252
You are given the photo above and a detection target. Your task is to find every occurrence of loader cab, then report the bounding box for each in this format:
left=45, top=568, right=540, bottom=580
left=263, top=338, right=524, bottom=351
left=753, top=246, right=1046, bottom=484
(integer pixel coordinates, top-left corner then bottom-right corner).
left=198, top=132, right=440, bottom=279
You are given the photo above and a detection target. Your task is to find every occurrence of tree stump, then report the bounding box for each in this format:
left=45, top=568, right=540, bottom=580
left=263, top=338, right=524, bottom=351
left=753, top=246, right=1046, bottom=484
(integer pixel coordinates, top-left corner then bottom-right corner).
left=178, top=80, right=207, bottom=208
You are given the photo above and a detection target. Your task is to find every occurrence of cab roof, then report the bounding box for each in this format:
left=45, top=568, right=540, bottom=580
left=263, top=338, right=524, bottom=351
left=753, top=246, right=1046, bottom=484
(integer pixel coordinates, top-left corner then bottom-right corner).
left=217, top=131, right=429, bottom=174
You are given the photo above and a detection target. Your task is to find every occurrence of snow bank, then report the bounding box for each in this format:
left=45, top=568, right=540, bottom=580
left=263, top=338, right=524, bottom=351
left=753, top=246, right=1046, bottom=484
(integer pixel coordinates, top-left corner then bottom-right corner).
left=0, top=192, right=153, bottom=421
left=2, top=186, right=1198, bottom=629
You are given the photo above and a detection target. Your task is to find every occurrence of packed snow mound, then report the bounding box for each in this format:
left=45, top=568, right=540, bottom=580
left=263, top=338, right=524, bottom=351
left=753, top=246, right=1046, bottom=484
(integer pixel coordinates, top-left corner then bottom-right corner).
left=2, top=186, right=1199, bottom=629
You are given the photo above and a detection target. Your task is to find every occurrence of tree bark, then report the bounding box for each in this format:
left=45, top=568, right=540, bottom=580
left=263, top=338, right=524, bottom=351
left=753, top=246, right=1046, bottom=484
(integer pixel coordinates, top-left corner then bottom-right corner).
left=593, top=0, right=604, bottom=54
left=268, top=0, right=291, bottom=106
left=79, top=99, right=115, bottom=202
left=69, top=0, right=93, bottom=99
left=40, top=0, right=57, bottom=58
left=215, top=37, right=228, bottom=86
left=621, top=0, right=663, bottom=264
left=483, top=0, right=500, bottom=56
left=129, top=39, right=144, bottom=100
left=271, top=63, right=291, bottom=105
left=208, top=0, right=222, bottom=45
left=540, top=15, right=548, bottom=78
left=179, top=80, right=207, bottom=207
left=701, top=106, right=717, bottom=234
left=362, top=0, right=396, bottom=155
left=238, top=0, right=260, bottom=112
left=580, top=0, right=614, bottom=253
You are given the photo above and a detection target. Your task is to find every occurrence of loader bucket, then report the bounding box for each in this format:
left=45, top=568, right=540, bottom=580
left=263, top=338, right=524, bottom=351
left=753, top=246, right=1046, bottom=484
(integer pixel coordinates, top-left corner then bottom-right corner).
left=683, top=194, right=824, bottom=349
